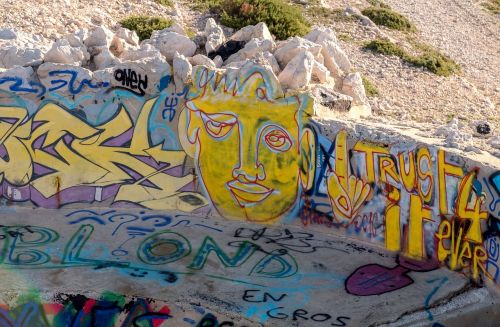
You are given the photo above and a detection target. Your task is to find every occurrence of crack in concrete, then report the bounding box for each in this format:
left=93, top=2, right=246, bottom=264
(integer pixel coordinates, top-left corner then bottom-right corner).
left=369, top=281, right=479, bottom=327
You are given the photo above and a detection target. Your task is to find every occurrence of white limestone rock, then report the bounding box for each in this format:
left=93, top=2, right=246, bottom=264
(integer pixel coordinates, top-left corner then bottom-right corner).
left=44, top=38, right=89, bottom=65
left=305, top=27, right=351, bottom=77
left=162, top=23, right=187, bottom=36
left=341, top=72, right=371, bottom=117
left=274, top=37, right=323, bottom=69
left=342, top=73, right=369, bottom=106
left=230, top=22, right=273, bottom=43
left=190, top=54, right=216, bottom=68
left=252, top=51, right=281, bottom=75
left=213, top=55, right=223, bottom=68
left=0, top=28, right=50, bottom=68
left=115, top=27, right=140, bottom=47
left=84, top=26, right=115, bottom=48
left=145, top=31, right=196, bottom=62
left=488, top=136, right=500, bottom=150
left=92, top=46, right=120, bottom=70
left=205, top=18, right=225, bottom=54
left=278, top=50, right=314, bottom=90
left=0, top=28, right=17, bottom=40
left=0, top=66, right=37, bottom=94
left=0, top=46, right=44, bottom=68
left=37, top=62, right=99, bottom=94
left=105, top=57, right=171, bottom=95
left=305, top=27, right=338, bottom=45
left=312, top=60, right=330, bottom=84
left=435, top=118, right=473, bottom=149
left=173, top=52, right=192, bottom=91
left=225, top=38, right=275, bottom=64
left=63, top=29, right=89, bottom=48
left=121, top=43, right=163, bottom=61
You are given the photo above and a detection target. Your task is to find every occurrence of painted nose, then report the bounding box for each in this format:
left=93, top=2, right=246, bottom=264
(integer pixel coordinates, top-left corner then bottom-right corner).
left=232, top=163, right=265, bottom=182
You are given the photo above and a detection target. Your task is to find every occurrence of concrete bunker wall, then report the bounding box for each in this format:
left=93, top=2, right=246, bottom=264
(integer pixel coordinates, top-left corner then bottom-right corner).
left=0, top=62, right=499, bottom=323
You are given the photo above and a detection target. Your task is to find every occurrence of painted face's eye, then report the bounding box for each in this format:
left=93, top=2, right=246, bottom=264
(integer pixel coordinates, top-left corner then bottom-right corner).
left=200, top=112, right=237, bottom=139
left=263, top=127, right=292, bottom=152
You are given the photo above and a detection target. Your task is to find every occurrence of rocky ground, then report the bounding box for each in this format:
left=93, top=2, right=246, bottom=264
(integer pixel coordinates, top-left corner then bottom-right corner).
left=0, top=0, right=498, bottom=157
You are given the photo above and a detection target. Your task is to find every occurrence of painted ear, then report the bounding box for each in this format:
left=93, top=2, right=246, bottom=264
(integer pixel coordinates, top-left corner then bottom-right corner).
left=299, top=127, right=316, bottom=192
left=178, top=107, right=200, bottom=158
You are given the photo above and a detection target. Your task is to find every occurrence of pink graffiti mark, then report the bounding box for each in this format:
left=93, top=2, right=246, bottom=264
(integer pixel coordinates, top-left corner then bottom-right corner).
left=345, top=256, right=439, bottom=296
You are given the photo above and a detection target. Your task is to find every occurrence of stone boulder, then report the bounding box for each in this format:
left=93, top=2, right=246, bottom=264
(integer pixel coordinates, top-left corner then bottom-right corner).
left=190, top=54, right=216, bottom=68
left=84, top=26, right=115, bottom=48
left=225, top=38, right=275, bottom=65
left=0, top=46, right=44, bottom=68
left=37, top=62, right=98, bottom=94
left=274, top=37, right=323, bottom=69
left=0, top=66, right=37, bottom=94
left=120, top=44, right=163, bottom=61
left=278, top=50, right=315, bottom=90
left=305, top=27, right=351, bottom=77
left=145, top=31, right=196, bottom=62
left=44, top=38, right=89, bottom=66
left=230, top=22, right=273, bottom=43
left=115, top=27, right=140, bottom=47
left=173, top=52, right=192, bottom=91
left=312, top=85, right=352, bottom=112
left=105, top=57, right=171, bottom=95
left=205, top=18, right=225, bottom=55
left=341, top=72, right=371, bottom=117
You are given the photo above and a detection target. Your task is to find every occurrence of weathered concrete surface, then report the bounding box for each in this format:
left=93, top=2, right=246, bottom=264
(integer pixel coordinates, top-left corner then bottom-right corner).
left=0, top=208, right=498, bottom=326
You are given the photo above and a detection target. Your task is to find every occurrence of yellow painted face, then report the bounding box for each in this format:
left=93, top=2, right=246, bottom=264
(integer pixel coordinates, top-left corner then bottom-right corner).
left=180, top=69, right=314, bottom=223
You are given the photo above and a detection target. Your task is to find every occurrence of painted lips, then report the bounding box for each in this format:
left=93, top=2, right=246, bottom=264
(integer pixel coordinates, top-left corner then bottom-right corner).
left=226, top=179, right=273, bottom=206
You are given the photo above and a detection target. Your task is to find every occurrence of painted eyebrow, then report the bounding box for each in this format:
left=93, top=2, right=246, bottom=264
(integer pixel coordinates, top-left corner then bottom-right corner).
left=200, top=111, right=237, bottom=125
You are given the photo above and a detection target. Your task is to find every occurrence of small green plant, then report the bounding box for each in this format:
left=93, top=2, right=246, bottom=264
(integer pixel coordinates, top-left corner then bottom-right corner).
left=306, top=7, right=360, bottom=23
left=407, top=48, right=460, bottom=77
left=191, top=0, right=223, bottom=11
left=366, top=0, right=391, bottom=9
left=219, top=0, right=310, bottom=40
left=362, top=76, right=379, bottom=97
left=155, top=0, right=173, bottom=7
left=482, top=0, right=500, bottom=14
left=119, top=16, right=173, bottom=41
left=364, top=39, right=407, bottom=57
left=362, top=7, right=415, bottom=31
left=191, top=0, right=310, bottom=40
left=364, top=39, right=460, bottom=77
left=338, top=33, right=353, bottom=42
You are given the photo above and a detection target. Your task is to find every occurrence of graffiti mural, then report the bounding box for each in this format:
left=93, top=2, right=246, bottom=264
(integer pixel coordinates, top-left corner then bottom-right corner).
left=179, top=66, right=316, bottom=223
left=0, top=62, right=499, bottom=293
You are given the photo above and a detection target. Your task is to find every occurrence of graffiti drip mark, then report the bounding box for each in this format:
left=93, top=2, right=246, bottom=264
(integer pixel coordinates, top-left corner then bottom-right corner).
left=193, top=224, right=223, bottom=233
left=483, top=176, right=500, bottom=215
left=171, top=220, right=191, bottom=228
left=424, top=277, right=448, bottom=321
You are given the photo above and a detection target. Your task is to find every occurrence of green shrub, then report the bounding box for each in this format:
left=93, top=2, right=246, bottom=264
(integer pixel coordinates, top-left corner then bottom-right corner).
left=119, top=16, right=173, bottom=41
left=191, top=0, right=224, bottom=11
left=306, top=7, right=360, bottom=23
left=482, top=0, right=500, bottom=14
left=366, top=0, right=391, bottom=9
left=407, top=49, right=460, bottom=77
left=362, top=7, right=415, bottom=31
left=362, top=76, right=379, bottom=97
left=364, top=39, right=407, bottom=57
left=155, top=0, right=173, bottom=7
left=364, top=39, right=460, bottom=77
left=219, top=0, right=310, bottom=40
